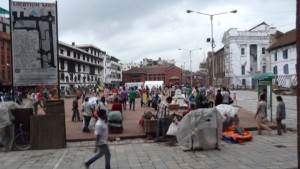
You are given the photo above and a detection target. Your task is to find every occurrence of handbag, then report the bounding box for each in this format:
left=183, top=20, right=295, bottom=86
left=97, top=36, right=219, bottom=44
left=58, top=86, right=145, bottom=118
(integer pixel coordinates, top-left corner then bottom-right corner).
left=166, top=122, right=178, bottom=135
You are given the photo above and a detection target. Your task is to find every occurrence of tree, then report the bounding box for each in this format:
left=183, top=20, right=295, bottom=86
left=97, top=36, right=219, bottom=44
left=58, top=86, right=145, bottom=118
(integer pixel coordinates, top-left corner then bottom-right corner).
left=199, top=61, right=207, bottom=72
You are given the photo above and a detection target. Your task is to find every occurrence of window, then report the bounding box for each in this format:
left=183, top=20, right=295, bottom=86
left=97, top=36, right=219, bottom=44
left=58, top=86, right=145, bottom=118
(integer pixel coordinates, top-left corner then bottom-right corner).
left=70, top=74, right=73, bottom=81
left=67, top=50, right=70, bottom=56
left=283, top=49, right=288, bottom=59
left=262, top=47, right=265, bottom=54
left=2, top=24, right=6, bottom=33
left=262, top=66, right=266, bottom=73
left=60, top=49, right=64, bottom=54
left=83, top=55, right=85, bottom=60
left=1, top=69, right=5, bottom=79
left=78, top=63, right=81, bottom=72
left=283, top=64, right=289, bottom=74
left=241, top=48, right=245, bottom=55
left=60, top=73, right=65, bottom=80
left=60, top=60, right=64, bottom=70
left=83, top=65, right=85, bottom=71
left=274, top=52, right=277, bottom=61
left=0, top=41, right=4, bottom=49
left=241, top=66, right=245, bottom=75
left=273, top=66, right=278, bottom=74
left=73, top=52, right=76, bottom=58
left=242, top=79, right=246, bottom=86
left=7, top=70, right=10, bottom=80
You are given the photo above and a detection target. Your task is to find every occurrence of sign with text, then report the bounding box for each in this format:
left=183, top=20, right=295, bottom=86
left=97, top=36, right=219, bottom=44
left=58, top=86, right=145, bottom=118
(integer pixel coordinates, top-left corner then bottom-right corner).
left=259, top=80, right=270, bottom=85
left=10, top=1, right=58, bottom=86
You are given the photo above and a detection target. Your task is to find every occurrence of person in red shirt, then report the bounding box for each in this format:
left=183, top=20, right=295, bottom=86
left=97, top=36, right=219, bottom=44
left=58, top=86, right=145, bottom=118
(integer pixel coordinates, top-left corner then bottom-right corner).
left=112, top=88, right=118, bottom=97
left=111, top=97, right=122, bottom=113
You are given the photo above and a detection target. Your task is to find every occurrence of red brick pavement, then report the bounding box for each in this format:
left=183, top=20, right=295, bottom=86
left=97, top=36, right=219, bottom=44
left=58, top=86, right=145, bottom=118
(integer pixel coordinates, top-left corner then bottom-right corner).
left=30, top=94, right=276, bottom=142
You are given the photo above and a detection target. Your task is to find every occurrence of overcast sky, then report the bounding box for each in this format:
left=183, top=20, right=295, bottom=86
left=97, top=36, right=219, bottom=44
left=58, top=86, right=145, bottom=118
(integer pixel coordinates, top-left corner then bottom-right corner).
left=1, top=0, right=296, bottom=71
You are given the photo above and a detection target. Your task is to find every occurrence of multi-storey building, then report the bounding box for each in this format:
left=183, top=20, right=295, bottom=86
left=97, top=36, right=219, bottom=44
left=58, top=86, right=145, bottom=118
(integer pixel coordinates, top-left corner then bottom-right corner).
left=122, top=64, right=182, bottom=86
left=206, top=49, right=226, bottom=87
left=0, top=16, right=11, bottom=91
left=58, top=42, right=104, bottom=89
left=102, top=54, right=122, bottom=88
left=122, top=62, right=140, bottom=71
left=141, top=57, right=176, bottom=67
left=222, top=22, right=282, bottom=88
left=268, top=29, right=297, bottom=88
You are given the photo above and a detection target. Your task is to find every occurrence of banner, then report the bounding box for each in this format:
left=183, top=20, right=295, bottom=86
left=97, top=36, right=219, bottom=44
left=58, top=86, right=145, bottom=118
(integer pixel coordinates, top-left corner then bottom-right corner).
left=10, top=1, right=58, bottom=86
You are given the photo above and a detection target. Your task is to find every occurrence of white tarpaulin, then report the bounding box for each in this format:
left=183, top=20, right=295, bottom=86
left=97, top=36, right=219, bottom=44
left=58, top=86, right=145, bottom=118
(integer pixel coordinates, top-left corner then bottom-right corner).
left=176, top=108, right=224, bottom=150
left=144, top=81, right=163, bottom=90
left=215, top=104, right=238, bottom=119
left=0, top=102, right=19, bottom=151
left=125, top=82, right=144, bottom=90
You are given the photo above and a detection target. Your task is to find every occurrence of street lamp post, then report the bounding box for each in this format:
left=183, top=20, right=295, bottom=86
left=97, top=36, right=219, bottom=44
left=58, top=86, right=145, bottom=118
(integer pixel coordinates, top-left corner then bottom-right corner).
left=176, top=60, right=189, bottom=85
left=178, top=48, right=201, bottom=88
left=186, top=9, right=237, bottom=93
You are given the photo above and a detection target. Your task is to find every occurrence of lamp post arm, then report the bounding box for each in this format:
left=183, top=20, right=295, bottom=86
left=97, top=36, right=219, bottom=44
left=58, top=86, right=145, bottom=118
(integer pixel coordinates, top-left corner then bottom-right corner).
left=193, top=11, right=211, bottom=16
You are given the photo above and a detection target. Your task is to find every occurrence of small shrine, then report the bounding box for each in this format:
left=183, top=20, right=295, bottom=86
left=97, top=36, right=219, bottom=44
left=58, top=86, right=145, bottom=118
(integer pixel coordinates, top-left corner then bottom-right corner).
left=171, top=89, right=188, bottom=108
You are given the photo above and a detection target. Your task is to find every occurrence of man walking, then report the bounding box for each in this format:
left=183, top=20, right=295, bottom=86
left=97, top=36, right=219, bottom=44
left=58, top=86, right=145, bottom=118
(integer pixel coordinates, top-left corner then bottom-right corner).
left=72, top=96, right=81, bottom=122
left=276, top=96, right=286, bottom=135
left=84, top=109, right=111, bottom=169
left=128, top=87, right=137, bottom=111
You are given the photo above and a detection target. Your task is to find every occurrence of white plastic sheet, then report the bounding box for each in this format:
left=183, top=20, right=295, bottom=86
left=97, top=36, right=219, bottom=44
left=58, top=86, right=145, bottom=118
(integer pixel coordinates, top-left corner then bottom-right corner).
left=215, top=104, right=238, bottom=119
left=176, top=108, right=224, bottom=150
left=0, top=102, right=19, bottom=151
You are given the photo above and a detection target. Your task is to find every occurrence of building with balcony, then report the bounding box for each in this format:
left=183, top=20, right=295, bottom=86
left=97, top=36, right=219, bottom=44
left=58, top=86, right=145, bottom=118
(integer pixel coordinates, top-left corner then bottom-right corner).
left=268, top=29, right=297, bottom=88
left=58, top=42, right=104, bottom=89
left=0, top=16, right=11, bottom=91
left=222, top=22, right=282, bottom=88
left=103, top=55, right=122, bottom=87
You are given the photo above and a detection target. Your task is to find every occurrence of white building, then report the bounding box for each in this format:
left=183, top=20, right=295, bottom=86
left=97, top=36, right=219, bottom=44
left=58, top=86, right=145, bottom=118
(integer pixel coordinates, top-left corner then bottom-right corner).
left=122, top=62, right=140, bottom=71
left=103, top=55, right=122, bottom=87
left=58, top=42, right=104, bottom=89
left=77, top=44, right=122, bottom=88
left=222, top=22, right=281, bottom=88
left=268, top=29, right=297, bottom=88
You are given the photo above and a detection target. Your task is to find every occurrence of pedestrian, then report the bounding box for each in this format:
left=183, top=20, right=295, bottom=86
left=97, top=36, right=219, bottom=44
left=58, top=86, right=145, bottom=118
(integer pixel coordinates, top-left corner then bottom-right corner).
left=95, top=87, right=100, bottom=97
left=276, top=96, right=286, bottom=135
left=254, top=94, right=273, bottom=135
left=84, top=109, right=111, bottom=169
left=111, top=97, right=122, bottom=113
left=156, top=102, right=168, bottom=142
left=72, top=96, right=81, bottom=122
left=82, top=87, right=87, bottom=103
left=128, top=87, right=136, bottom=111
left=82, top=97, right=94, bottom=133
left=120, top=87, right=128, bottom=110
left=152, top=93, right=161, bottom=111
left=221, top=87, right=230, bottom=104
left=97, top=96, right=108, bottom=115
left=32, top=93, right=39, bottom=114
left=215, top=89, right=223, bottom=106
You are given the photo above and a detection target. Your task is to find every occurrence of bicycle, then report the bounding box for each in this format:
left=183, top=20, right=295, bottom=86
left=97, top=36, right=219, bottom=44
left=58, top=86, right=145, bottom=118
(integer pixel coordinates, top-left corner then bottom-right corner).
left=14, top=124, right=31, bottom=151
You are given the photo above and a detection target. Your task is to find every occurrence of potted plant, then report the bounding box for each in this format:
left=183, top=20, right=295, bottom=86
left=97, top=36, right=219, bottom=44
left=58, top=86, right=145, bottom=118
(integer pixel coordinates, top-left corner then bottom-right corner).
left=143, top=111, right=158, bottom=134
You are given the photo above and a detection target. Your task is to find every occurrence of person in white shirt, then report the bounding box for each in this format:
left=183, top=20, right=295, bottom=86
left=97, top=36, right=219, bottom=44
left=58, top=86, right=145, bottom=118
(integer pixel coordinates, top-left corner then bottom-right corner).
left=221, top=87, right=230, bottom=104
left=82, top=97, right=94, bottom=133
left=84, top=109, right=111, bottom=169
